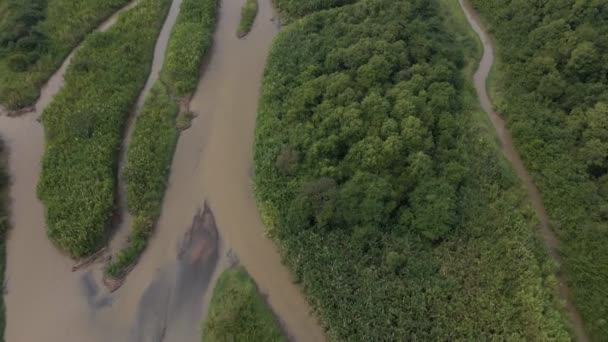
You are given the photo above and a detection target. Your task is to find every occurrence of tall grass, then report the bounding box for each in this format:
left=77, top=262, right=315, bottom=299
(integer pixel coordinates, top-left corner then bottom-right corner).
left=37, top=0, right=172, bottom=258
left=202, top=267, right=285, bottom=341
left=106, top=0, right=218, bottom=279
left=237, top=0, right=258, bottom=38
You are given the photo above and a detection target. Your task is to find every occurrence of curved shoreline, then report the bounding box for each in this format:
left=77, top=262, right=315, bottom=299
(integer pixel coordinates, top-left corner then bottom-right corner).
left=458, top=1, right=589, bottom=341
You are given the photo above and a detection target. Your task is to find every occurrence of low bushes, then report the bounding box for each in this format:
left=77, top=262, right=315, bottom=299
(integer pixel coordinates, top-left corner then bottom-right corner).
left=237, top=0, right=257, bottom=38
left=253, top=0, right=570, bottom=339
left=37, top=0, right=172, bottom=257
left=202, top=267, right=285, bottom=341
left=105, top=0, right=218, bottom=278
left=0, top=0, right=131, bottom=110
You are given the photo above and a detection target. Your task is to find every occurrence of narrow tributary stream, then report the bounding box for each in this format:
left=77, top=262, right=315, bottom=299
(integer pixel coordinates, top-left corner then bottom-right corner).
left=458, top=1, right=589, bottom=340
left=110, top=0, right=183, bottom=256
left=0, top=0, right=325, bottom=341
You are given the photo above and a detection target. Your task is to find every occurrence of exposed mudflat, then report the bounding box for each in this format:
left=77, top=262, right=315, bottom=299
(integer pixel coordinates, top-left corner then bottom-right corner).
left=458, top=1, right=589, bottom=340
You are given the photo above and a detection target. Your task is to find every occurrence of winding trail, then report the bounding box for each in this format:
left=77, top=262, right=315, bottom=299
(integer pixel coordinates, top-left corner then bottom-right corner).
left=458, top=1, right=589, bottom=340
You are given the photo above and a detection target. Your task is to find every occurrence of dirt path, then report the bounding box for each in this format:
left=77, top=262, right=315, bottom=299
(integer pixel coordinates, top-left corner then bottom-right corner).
left=458, top=1, right=589, bottom=340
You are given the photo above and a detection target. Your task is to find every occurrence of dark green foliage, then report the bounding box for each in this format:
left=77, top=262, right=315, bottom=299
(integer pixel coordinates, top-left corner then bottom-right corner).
left=237, top=0, right=257, bottom=38
left=161, top=0, right=217, bottom=96
left=274, top=0, right=355, bottom=21
left=0, top=0, right=131, bottom=110
left=469, top=0, right=608, bottom=338
left=254, top=0, right=570, bottom=339
left=36, top=0, right=171, bottom=258
left=202, top=267, right=285, bottom=342
left=106, top=0, right=218, bottom=278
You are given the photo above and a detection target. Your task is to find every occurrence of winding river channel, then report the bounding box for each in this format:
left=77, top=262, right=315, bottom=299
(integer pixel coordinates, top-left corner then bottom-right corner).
left=458, top=1, right=589, bottom=341
left=0, top=0, right=325, bottom=341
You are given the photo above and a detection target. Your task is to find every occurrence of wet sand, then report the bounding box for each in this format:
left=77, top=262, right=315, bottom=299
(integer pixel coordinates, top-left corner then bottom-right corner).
left=458, top=1, right=589, bottom=341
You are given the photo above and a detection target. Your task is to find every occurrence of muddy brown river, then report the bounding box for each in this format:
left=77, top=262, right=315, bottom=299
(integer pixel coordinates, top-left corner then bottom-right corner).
left=0, top=0, right=324, bottom=341
left=458, top=1, right=589, bottom=341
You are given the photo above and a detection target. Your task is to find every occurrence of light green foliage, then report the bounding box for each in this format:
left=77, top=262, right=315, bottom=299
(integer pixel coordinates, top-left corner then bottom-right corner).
left=106, top=0, right=218, bottom=278
left=161, top=0, right=217, bottom=96
left=202, top=267, right=285, bottom=342
left=254, top=0, right=570, bottom=339
left=36, top=0, right=172, bottom=258
left=0, top=0, right=131, bottom=109
left=237, top=0, right=257, bottom=37
left=469, top=0, right=608, bottom=338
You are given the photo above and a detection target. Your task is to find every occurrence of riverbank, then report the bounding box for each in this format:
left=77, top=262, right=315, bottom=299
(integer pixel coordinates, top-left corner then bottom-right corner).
left=105, top=0, right=218, bottom=286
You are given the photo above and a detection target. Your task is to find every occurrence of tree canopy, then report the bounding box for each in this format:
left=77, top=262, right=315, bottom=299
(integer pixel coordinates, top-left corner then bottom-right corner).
left=254, top=0, right=570, bottom=339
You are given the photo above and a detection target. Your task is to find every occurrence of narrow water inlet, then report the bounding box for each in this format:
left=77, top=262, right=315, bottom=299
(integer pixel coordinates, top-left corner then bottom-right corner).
left=458, top=1, right=590, bottom=341
left=109, top=0, right=184, bottom=255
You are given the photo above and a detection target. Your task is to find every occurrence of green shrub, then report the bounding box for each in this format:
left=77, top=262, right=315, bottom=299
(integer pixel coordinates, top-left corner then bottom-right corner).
left=37, top=0, right=172, bottom=257
left=202, top=267, right=285, bottom=342
left=253, top=0, right=570, bottom=339
left=237, top=0, right=257, bottom=37
left=469, top=0, right=608, bottom=338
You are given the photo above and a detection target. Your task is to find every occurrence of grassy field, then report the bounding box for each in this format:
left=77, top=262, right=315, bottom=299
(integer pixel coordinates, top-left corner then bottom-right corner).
left=106, top=0, right=218, bottom=279
left=37, top=0, right=172, bottom=258
left=202, top=267, right=285, bottom=342
left=0, top=0, right=131, bottom=110
left=469, top=0, right=608, bottom=338
left=253, top=0, right=571, bottom=339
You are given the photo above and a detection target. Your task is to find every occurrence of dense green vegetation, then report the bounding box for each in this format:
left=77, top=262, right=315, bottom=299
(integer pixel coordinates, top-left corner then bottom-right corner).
left=161, top=0, right=217, bottom=97
left=0, top=140, right=8, bottom=341
left=106, top=0, right=218, bottom=278
left=254, top=0, right=572, bottom=339
left=202, top=267, right=285, bottom=342
left=273, top=0, right=354, bottom=22
left=37, top=0, right=171, bottom=258
left=237, top=0, right=257, bottom=38
left=0, top=0, right=131, bottom=110
left=469, top=0, right=608, bottom=338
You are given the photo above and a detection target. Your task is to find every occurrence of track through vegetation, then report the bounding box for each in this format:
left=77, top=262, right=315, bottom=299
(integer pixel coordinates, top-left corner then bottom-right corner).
left=466, top=0, right=608, bottom=339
